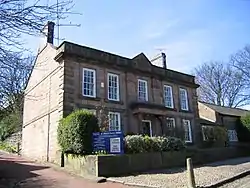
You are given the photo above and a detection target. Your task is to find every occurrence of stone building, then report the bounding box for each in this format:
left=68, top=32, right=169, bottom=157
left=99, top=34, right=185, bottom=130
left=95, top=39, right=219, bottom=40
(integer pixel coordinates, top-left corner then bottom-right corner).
left=22, top=22, right=200, bottom=163
left=198, top=101, right=250, bottom=142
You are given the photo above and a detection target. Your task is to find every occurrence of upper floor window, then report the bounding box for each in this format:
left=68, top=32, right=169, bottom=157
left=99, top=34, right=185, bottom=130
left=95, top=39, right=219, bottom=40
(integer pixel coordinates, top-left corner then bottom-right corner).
left=82, top=68, right=96, bottom=97
left=138, top=79, right=148, bottom=101
left=108, top=73, right=119, bottom=101
left=109, top=112, right=121, bottom=131
left=180, top=88, right=188, bottom=110
left=164, top=85, right=174, bottom=108
left=183, top=119, right=192, bottom=143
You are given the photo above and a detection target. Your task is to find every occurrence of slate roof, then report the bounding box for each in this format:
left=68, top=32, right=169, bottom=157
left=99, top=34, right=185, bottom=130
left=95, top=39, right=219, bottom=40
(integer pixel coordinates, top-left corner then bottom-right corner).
left=200, top=102, right=250, bottom=117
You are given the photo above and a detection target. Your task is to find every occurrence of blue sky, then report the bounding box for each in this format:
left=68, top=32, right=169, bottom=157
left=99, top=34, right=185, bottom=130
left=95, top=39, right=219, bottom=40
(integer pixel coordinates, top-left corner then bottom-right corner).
left=26, top=0, right=250, bottom=74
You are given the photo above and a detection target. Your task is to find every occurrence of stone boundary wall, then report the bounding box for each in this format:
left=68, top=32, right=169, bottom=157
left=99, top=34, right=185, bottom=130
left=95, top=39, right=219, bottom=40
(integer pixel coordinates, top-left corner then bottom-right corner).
left=63, top=147, right=250, bottom=177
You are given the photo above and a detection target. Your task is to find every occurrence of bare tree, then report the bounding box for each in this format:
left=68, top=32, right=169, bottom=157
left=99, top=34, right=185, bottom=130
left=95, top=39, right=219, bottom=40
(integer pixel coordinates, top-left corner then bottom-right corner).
left=0, top=0, right=73, bottom=63
left=0, top=0, right=74, bottom=108
left=0, top=53, right=34, bottom=110
left=193, top=61, right=249, bottom=108
left=231, top=45, right=250, bottom=84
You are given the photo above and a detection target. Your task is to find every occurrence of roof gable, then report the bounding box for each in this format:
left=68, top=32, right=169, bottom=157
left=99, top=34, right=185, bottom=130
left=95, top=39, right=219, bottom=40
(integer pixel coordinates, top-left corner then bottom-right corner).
left=200, top=102, right=250, bottom=117
left=132, top=53, right=152, bottom=72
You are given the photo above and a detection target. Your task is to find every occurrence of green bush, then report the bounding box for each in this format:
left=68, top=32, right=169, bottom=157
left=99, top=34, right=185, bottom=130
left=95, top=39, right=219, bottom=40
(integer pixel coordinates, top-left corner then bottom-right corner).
left=124, top=135, right=185, bottom=154
left=0, top=112, right=21, bottom=141
left=0, top=142, right=17, bottom=153
left=241, top=113, right=250, bottom=131
left=236, top=118, right=250, bottom=142
left=57, top=109, right=99, bottom=155
left=213, top=126, right=228, bottom=142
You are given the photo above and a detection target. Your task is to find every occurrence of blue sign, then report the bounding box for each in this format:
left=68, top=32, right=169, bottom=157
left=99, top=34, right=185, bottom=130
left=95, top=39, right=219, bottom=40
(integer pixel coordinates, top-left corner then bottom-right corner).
left=92, top=131, right=124, bottom=154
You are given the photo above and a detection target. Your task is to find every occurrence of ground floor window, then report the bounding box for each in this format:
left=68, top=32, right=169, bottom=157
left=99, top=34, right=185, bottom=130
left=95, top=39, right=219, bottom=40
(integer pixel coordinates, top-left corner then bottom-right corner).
left=142, top=120, right=152, bottom=137
left=201, top=125, right=214, bottom=141
left=166, top=118, right=175, bottom=129
left=166, top=117, right=175, bottom=136
left=182, top=119, right=192, bottom=143
left=228, top=129, right=238, bottom=142
left=108, top=112, right=121, bottom=131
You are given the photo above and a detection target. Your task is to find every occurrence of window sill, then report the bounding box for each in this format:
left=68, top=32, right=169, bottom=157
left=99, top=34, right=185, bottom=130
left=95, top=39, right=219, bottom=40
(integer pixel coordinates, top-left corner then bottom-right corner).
left=79, top=94, right=101, bottom=101
left=164, top=106, right=177, bottom=111
left=179, top=109, right=192, bottom=113
left=104, top=99, right=124, bottom=105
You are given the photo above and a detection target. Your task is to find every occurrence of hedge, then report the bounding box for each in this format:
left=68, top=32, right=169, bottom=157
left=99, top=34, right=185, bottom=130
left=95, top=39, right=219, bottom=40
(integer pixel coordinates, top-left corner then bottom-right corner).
left=125, top=135, right=185, bottom=154
left=57, top=109, right=99, bottom=155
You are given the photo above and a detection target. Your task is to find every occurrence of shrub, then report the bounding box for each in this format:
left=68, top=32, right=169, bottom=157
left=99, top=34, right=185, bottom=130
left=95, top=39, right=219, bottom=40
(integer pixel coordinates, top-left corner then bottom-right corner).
left=124, top=135, right=185, bottom=154
left=241, top=113, right=250, bottom=132
left=0, top=142, right=17, bottom=153
left=213, top=126, right=228, bottom=142
left=124, top=135, right=146, bottom=154
left=0, top=112, right=21, bottom=141
left=57, top=109, right=99, bottom=155
left=236, top=118, right=250, bottom=142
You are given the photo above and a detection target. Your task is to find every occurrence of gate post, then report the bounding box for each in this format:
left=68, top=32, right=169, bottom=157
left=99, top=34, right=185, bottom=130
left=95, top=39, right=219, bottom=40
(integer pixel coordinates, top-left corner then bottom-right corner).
left=187, top=158, right=196, bottom=188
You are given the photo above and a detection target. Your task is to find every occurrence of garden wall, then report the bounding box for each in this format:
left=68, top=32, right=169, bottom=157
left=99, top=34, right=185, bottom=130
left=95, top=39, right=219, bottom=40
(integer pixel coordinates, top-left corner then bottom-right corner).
left=63, top=147, right=250, bottom=177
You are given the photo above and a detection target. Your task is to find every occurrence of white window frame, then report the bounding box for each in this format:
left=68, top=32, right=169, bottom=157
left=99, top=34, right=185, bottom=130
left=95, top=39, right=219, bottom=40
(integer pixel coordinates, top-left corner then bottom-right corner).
left=138, top=79, right=148, bottom=101
left=108, top=112, right=121, bottom=131
left=228, top=129, right=238, bottom=142
left=164, top=85, right=174, bottom=108
left=82, top=68, right=96, bottom=98
left=180, top=88, right=189, bottom=111
left=142, top=120, right=152, bottom=137
left=183, top=119, right=192, bottom=143
left=107, top=73, right=120, bottom=101
left=166, top=117, right=175, bottom=129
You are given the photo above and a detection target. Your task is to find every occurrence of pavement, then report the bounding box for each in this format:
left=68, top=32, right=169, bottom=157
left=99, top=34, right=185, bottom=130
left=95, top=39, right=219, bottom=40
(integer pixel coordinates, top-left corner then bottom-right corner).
left=0, top=151, right=136, bottom=188
left=219, top=175, right=250, bottom=188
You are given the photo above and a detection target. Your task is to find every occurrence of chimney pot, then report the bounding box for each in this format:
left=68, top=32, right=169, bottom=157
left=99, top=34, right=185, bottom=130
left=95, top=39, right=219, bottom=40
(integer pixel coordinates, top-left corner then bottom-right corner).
left=47, top=21, right=55, bottom=44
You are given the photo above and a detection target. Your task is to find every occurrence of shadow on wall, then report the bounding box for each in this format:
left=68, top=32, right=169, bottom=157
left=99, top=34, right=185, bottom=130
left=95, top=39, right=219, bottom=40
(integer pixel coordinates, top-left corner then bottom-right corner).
left=0, top=155, right=50, bottom=187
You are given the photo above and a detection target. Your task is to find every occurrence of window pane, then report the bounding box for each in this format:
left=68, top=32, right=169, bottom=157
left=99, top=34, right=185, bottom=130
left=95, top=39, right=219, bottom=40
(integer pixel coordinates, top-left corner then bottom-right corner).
left=164, top=86, right=173, bottom=108
left=83, top=69, right=95, bottom=97
left=108, top=74, right=119, bottom=101
left=138, top=80, right=147, bottom=101
left=109, top=112, right=121, bottom=131
left=180, top=89, right=188, bottom=110
left=183, top=120, right=192, bottom=142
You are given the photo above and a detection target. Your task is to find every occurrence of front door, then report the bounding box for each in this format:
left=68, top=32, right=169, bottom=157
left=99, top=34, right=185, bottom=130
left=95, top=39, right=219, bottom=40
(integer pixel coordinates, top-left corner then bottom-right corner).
left=142, top=120, right=152, bottom=137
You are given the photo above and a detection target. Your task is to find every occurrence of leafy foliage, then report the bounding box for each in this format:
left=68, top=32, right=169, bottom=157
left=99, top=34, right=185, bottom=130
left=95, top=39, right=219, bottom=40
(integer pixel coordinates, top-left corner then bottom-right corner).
left=235, top=114, right=250, bottom=142
left=213, top=126, right=228, bottom=142
left=241, top=113, right=250, bottom=131
left=0, top=111, right=21, bottom=141
left=124, top=135, right=185, bottom=154
left=0, top=142, right=17, bottom=153
left=202, top=126, right=228, bottom=143
left=57, top=110, right=99, bottom=155
left=235, top=118, right=250, bottom=142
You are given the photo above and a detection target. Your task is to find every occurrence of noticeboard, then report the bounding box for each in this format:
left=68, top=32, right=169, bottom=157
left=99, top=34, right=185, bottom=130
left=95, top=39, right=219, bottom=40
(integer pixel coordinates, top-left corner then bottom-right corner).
left=92, top=131, right=124, bottom=154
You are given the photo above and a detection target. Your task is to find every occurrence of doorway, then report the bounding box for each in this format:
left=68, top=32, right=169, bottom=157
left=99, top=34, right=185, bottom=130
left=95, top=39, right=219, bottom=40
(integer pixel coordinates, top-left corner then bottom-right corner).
left=142, top=120, right=152, bottom=137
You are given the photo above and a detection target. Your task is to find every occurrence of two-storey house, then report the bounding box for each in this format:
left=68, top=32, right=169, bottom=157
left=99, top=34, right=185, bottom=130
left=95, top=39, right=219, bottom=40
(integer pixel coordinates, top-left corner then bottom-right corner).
left=22, top=22, right=200, bottom=163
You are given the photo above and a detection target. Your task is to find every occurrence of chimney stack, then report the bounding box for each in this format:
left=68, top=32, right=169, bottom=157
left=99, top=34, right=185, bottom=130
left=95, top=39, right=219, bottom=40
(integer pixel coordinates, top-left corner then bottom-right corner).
left=46, top=21, right=55, bottom=44
left=161, top=52, right=167, bottom=69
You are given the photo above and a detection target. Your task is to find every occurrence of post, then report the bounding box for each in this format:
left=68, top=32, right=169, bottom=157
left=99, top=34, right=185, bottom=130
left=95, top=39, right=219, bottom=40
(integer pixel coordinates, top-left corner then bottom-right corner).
left=17, top=142, right=20, bottom=156
left=187, top=158, right=196, bottom=188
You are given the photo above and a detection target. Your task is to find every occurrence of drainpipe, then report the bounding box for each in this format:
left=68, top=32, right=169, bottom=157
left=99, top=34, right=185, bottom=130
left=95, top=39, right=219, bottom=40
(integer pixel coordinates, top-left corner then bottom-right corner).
left=46, top=75, right=52, bottom=162
left=156, top=115, right=164, bottom=135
